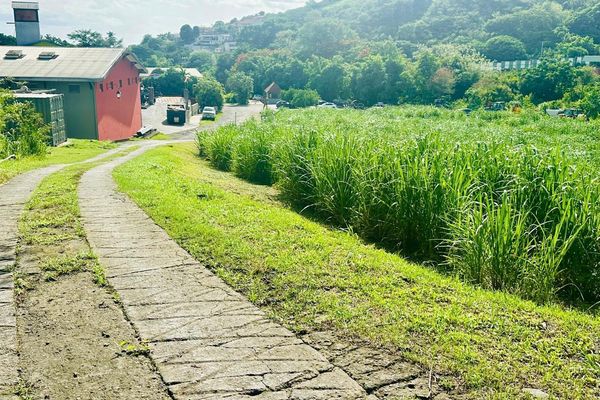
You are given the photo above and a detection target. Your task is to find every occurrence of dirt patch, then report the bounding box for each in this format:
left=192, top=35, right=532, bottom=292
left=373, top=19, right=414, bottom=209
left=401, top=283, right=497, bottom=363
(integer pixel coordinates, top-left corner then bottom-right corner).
left=15, top=246, right=171, bottom=400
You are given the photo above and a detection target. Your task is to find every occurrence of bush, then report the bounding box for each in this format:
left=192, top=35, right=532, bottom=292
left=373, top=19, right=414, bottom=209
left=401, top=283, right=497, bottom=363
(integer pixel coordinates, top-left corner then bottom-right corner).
left=225, top=72, right=253, bottom=105
left=0, top=91, right=49, bottom=158
left=195, top=78, right=224, bottom=111
left=281, top=88, right=320, bottom=108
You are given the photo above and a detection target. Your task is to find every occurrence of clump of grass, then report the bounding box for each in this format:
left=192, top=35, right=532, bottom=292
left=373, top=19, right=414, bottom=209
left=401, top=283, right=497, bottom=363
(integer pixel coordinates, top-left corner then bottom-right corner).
left=41, top=251, right=96, bottom=281
left=93, top=263, right=108, bottom=287
left=231, top=121, right=276, bottom=185
left=202, top=124, right=238, bottom=171
left=119, top=340, right=150, bottom=356
left=196, top=107, right=600, bottom=305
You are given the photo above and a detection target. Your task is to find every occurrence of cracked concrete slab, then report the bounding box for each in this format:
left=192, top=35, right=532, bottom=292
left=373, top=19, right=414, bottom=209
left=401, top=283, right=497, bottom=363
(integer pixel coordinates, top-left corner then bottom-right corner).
left=79, top=145, right=371, bottom=399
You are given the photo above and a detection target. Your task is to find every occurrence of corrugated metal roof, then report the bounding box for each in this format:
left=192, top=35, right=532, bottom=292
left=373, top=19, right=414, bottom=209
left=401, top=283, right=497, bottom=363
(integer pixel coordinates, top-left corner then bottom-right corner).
left=0, top=46, right=147, bottom=82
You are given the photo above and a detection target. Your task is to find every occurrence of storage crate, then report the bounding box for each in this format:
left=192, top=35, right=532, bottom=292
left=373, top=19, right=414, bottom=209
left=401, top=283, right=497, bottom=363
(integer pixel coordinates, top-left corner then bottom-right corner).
left=14, top=93, right=67, bottom=146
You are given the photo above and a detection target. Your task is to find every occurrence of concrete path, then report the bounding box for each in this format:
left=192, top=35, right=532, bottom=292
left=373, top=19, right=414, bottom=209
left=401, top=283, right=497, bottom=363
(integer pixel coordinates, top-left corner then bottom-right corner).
left=0, top=165, right=64, bottom=394
left=79, top=146, right=372, bottom=399
left=0, top=145, right=130, bottom=396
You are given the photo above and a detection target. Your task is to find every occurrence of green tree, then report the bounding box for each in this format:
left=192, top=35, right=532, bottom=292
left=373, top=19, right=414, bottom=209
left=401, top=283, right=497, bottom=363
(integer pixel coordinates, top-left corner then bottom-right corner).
left=485, top=4, right=565, bottom=54
left=215, top=53, right=235, bottom=84
left=466, top=74, right=515, bottom=108
left=352, top=56, right=387, bottom=106
left=296, top=19, right=356, bottom=58
left=179, top=24, right=195, bottom=44
left=226, top=72, right=254, bottom=105
left=0, top=34, right=16, bottom=45
left=195, top=79, right=225, bottom=111
left=412, top=49, right=441, bottom=103
left=483, top=36, right=528, bottom=61
left=308, top=60, right=347, bottom=101
left=281, top=88, right=320, bottom=108
left=67, top=30, right=122, bottom=47
left=556, top=32, right=599, bottom=57
left=187, top=51, right=214, bottom=72
left=568, top=3, right=600, bottom=44
left=580, top=83, right=600, bottom=119
left=520, top=57, right=578, bottom=104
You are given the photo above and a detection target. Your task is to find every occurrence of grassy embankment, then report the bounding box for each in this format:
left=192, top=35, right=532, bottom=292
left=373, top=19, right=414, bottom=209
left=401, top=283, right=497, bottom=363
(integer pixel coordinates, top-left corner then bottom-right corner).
left=0, top=140, right=116, bottom=186
left=114, top=142, right=600, bottom=399
left=197, top=107, right=600, bottom=306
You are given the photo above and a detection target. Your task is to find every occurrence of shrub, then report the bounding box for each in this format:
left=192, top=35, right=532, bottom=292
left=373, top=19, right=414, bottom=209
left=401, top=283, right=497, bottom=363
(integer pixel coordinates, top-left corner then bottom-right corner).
left=281, top=88, right=320, bottom=108
left=0, top=91, right=49, bottom=158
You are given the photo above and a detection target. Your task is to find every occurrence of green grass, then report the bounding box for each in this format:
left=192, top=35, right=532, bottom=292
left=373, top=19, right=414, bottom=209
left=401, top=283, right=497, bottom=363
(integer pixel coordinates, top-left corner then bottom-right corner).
left=150, top=132, right=171, bottom=140
left=18, top=146, right=138, bottom=281
left=199, top=112, right=222, bottom=126
left=198, top=107, right=600, bottom=305
left=0, top=139, right=116, bottom=186
left=114, top=143, right=600, bottom=399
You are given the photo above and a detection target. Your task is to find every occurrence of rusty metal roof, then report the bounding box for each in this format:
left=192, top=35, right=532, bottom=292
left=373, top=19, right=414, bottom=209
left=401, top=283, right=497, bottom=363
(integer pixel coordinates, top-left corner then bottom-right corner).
left=0, top=46, right=147, bottom=82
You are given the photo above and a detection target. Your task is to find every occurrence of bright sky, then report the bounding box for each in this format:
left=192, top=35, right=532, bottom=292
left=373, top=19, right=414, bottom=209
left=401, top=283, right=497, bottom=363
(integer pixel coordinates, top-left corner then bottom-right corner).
left=0, top=0, right=306, bottom=45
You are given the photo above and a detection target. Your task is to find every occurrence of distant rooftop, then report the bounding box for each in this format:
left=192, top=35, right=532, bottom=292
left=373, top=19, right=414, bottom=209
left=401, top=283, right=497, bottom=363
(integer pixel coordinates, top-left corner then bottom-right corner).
left=0, top=46, right=146, bottom=82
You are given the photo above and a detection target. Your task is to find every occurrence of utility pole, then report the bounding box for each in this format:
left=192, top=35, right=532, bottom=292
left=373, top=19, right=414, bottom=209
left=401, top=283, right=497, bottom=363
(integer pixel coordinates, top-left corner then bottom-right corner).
left=540, top=41, right=545, bottom=57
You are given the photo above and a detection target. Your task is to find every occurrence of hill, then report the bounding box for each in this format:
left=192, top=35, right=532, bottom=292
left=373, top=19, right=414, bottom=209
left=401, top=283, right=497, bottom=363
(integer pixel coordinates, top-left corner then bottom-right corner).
left=236, top=0, right=599, bottom=57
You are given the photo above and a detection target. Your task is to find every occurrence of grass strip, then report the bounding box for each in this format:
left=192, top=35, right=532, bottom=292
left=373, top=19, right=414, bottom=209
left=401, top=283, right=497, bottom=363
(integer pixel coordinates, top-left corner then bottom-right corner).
left=114, top=143, right=600, bottom=399
left=18, top=146, right=139, bottom=281
left=0, top=139, right=117, bottom=186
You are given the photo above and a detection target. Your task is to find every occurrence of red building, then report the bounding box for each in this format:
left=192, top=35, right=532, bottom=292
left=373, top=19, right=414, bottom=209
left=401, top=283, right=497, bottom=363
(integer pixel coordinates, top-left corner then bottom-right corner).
left=0, top=46, right=146, bottom=141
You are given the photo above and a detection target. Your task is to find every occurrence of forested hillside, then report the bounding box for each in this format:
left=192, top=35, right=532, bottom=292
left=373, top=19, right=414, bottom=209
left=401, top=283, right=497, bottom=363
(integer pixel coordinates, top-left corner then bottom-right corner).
left=129, top=0, right=600, bottom=114
left=235, top=0, right=599, bottom=57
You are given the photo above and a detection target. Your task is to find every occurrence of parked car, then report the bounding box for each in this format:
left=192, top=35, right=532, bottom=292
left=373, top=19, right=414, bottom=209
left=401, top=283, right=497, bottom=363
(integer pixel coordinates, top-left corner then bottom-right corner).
left=202, top=106, right=217, bottom=120
left=318, top=102, right=338, bottom=109
left=276, top=100, right=291, bottom=109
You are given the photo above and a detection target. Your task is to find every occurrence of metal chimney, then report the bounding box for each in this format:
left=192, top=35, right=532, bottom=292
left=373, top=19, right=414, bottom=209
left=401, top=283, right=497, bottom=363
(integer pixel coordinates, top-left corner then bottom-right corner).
left=12, top=1, right=40, bottom=45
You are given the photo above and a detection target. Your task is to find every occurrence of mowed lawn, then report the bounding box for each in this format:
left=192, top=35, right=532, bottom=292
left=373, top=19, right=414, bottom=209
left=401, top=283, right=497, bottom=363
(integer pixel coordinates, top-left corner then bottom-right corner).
left=114, top=143, right=600, bottom=399
left=0, top=140, right=116, bottom=185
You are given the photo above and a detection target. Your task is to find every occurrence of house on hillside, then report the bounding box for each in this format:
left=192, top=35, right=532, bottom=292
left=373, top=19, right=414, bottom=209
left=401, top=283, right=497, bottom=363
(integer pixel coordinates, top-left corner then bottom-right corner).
left=264, top=82, right=282, bottom=102
left=0, top=46, right=146, bottom=141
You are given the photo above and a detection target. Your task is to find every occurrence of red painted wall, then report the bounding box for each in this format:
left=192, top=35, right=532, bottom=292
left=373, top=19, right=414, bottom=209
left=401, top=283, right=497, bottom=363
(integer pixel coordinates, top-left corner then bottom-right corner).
left=94, top=57, right=142, bottom=141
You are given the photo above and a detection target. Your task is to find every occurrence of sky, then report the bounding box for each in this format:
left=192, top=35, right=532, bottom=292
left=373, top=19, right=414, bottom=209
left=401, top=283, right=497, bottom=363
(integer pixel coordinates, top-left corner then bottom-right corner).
left=0, top=0, right=306, bottom=45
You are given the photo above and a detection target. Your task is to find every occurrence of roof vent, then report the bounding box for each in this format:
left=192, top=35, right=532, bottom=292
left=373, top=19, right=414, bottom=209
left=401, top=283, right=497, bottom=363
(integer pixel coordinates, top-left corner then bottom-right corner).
left=4, top=50, right=24, bottom=60
left=38, top=51, right=58, bottom=60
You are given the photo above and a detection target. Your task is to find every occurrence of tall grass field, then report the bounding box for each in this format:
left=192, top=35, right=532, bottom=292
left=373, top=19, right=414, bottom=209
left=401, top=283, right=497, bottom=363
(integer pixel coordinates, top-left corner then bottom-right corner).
left=197, top=107, right=600, bottom=306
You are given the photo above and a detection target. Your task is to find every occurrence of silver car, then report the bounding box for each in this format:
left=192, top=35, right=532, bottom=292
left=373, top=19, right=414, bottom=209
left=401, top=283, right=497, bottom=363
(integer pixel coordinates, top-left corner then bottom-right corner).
left=202, top=106, right=217, bottom=120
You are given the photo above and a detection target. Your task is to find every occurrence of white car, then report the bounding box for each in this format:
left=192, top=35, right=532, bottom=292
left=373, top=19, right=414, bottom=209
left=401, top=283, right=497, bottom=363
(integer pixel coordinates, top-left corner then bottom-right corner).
left=318, top=102, right=338, bottom=109
left=202, top=106, right=217, bottom=120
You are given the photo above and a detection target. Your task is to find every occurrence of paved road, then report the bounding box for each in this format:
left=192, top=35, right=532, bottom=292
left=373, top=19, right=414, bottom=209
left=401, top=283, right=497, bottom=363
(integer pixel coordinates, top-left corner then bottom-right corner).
left=142, top=98, right=264, bottom=136
left=79, top=145, right=373, bottom=400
